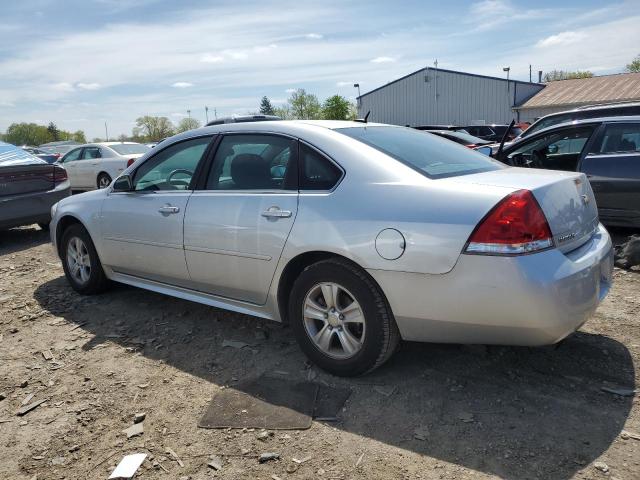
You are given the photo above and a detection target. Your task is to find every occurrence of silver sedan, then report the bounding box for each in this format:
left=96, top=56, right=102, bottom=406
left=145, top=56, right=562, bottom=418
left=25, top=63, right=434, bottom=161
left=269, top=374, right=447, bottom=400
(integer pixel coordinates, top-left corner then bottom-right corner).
left=50, top=121, right=613, bottom=376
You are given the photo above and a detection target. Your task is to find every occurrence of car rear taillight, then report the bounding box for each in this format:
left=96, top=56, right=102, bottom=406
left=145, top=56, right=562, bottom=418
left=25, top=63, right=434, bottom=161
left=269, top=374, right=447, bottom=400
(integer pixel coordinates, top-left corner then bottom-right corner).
left=465, top=144, right=477, bottom=149
left=465, top=189, right=554, bottom=255
left=127, top=158, right=136, bottom=167
left=52, top=165, right=68, bottom=185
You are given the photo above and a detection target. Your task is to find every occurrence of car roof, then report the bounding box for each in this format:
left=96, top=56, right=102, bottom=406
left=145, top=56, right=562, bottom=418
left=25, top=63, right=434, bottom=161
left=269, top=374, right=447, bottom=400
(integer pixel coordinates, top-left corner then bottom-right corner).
left=206, top=114, right=282, bottom=126
left=528, top=115, right=640, bottom=136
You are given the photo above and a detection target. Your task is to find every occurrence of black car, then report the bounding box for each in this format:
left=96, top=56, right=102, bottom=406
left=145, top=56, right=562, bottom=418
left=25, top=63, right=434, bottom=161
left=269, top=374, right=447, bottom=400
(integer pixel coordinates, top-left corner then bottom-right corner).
left=462, top=124, right=523, bottom=142
left=489, top=116, right=640, bottom=228
left=518, top=102, right=640, bottom=141
left=0, top=142, right=71, bottom=230
left=206, top=114, right=282, bottom=126
left=21, top=146, right=60, bottom=164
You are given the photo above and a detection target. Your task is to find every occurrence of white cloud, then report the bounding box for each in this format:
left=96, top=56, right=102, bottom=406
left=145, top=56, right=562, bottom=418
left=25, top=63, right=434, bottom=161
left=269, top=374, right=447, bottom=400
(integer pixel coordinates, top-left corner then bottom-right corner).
left=171, top=81, right=194, bottom=88
left=200, top=54, right=224, bottom=63
left=305, top=33, right=323, bottom=39
left=170, top=112, right=188, bottom=117
left=52, top=82, right=74, bottom=92
left=222, top=49, right=249, bottom=60
left=77, top=82, right=101, bottom=90
left=336, top=81, right=352, bottom=87
left=285, top=88, right=297, bottom=93
left=370, top=56, right=395, bottom=63
left=535, top=31, right=587, bottom=48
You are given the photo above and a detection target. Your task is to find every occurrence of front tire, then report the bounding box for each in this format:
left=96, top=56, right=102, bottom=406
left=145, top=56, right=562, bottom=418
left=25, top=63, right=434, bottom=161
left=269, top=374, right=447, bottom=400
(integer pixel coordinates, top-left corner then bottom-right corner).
left=97, top=173, right=112, bottom=189
left=61, top=224, right=109, bottom=294
left=289, top=258, right=400, bottom=376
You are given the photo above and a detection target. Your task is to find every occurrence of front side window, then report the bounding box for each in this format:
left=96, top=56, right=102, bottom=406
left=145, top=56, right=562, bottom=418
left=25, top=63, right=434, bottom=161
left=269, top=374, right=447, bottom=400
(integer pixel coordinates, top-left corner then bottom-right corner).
left=337, top=126, right=502, bottom=179
left=62, top=148, right=82, bottom=162
left=591, top=123, right=640, bottom=154
left=133, top=136, right=211, bottom=191
left=205, top=134, right=296, bottom=190
left=505, top=126, right=594, bottom=171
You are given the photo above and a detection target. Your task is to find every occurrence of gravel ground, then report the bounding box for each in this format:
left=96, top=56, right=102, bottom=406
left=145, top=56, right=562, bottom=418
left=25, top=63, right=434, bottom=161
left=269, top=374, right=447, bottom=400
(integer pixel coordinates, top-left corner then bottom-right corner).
left=1, top=225, right=639, bottom=480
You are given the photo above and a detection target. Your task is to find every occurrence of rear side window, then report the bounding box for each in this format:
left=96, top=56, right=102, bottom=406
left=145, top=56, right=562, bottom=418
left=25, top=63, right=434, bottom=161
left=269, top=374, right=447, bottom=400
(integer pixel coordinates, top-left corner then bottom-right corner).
left=81, top=147, right=101, bottom=159
left=337, top=126, right=502, bottom=179
left=592, top=123, right=640, bottom=154
left=299, top=144, right=342, bottom=190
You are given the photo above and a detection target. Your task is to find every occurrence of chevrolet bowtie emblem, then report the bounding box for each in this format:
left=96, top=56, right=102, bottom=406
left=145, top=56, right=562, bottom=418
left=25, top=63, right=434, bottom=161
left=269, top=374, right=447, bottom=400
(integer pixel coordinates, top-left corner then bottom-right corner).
left=581, top=194, right=590, bottom=204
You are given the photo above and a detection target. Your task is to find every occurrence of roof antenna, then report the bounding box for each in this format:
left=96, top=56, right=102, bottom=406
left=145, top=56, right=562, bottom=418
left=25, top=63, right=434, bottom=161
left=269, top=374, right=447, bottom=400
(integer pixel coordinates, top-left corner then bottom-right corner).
left=354, top=110, right=371, bottom=123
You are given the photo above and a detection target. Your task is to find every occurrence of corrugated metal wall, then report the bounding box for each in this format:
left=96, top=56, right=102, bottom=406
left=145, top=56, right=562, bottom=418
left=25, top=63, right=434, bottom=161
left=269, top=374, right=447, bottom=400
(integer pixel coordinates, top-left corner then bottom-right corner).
left=358, top=68, right=544, bottom=126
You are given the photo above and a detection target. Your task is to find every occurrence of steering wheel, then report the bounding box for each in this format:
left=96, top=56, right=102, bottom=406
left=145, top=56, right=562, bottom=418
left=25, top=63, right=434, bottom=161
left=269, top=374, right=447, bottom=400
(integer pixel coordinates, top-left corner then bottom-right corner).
left=166, top=169, right=193, bottom=188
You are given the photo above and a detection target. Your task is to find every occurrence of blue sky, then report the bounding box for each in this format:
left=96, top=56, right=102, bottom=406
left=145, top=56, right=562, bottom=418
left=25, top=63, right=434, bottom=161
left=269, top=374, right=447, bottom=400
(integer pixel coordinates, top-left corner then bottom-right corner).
left=1, top=0, right=639, bottom=139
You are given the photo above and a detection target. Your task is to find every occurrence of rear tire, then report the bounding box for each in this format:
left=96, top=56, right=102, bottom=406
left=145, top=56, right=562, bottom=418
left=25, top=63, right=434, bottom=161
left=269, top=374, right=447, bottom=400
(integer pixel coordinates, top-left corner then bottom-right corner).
left=61, top=224, right=110, bottom=295
left=289, top=258, right=400, bottom=376
left=97, top=173, right=112, bottom=189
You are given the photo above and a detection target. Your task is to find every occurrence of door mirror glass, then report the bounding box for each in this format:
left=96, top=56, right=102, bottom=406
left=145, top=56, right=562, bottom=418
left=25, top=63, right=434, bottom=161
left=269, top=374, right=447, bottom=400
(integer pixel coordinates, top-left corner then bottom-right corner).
left=112, top=174, right=133, bottom=192
left=475, top=146, right=492, bottom=156
left=547, top=144, right=559, bottom=154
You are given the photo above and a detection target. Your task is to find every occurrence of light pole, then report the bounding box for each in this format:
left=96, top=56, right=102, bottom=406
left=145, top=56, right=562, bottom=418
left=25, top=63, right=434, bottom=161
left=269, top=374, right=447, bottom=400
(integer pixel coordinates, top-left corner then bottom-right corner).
left=205, top=106, right=209, bottom=124
left=187, top=109, right=191, bottom=119
left=353, top=83, right=361, bottom=107
left=503, top=66, right=510, bottom=89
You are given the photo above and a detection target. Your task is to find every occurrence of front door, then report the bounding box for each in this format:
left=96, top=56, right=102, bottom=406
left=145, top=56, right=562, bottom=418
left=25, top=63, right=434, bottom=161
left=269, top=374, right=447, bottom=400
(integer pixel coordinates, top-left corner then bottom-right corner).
left=78, top=146, right=102, bottom=188
left=184, top=133, right=298, bottom=304
left=100, top=136, right=213, bottom=285
left=60, top=147, right=83, bottom=189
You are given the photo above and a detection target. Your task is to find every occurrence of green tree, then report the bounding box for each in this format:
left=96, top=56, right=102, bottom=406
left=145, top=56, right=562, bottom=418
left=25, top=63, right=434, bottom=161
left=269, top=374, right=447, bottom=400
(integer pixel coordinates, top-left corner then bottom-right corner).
left=543, top=70, right=593, bottom=82
left=625, top=54, right=640, bottom=73
left=4, top=123, right=52, bottom=146
left=321, top=95, right=355, bottom=120
left=176, top=117, right=201, bottom=133
left=134, top=116, right=175, bottom=142
left=72, top=130, right=87, bottom=143
left=273, top=105, right=292, bottom=120
left=259, top=96, right=275, bottom=115
left=288, top=89, right=321, bottom=119
left=47, top=122, right=60, bottom=141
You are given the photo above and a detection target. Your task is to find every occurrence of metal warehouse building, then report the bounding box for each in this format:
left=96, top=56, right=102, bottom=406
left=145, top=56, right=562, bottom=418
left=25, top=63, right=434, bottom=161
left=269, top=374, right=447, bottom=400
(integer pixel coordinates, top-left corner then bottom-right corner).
left=357, top=67, right=544, bottom=127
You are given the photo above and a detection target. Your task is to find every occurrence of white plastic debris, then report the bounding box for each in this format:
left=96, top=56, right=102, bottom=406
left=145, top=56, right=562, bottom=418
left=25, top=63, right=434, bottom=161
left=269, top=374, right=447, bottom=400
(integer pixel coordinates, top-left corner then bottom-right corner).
left=108, top=453, right=147, bottom=479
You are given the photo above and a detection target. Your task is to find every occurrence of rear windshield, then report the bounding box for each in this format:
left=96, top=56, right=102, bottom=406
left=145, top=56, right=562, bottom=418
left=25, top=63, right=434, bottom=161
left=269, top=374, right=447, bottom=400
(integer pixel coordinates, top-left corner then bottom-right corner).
left=110, top=144, right=150, bottom=155
left=336, top=126, right=503, bottom=178
left=0, top=142, right=47, bottom=166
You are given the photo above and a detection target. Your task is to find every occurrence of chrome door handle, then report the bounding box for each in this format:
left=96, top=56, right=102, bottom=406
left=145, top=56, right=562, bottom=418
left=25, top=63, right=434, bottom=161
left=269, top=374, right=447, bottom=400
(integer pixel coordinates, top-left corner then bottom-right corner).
left=261, top=208, right=292, bottom=218
left=158, top=205, right=180, bottom=214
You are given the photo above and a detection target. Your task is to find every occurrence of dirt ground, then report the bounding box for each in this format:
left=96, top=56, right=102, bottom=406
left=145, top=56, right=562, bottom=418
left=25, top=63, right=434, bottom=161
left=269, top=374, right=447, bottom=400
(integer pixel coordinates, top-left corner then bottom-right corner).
left=1, top=225, right=639, bottom=480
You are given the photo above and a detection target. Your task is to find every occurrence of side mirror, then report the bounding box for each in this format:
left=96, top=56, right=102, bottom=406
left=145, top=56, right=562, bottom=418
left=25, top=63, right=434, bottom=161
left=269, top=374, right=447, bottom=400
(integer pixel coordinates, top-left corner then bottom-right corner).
left=112, top=174, right=133, bottom=192
left=476, top=146, right=493, bottom=156
left=547, top=144, right=559, bottom=154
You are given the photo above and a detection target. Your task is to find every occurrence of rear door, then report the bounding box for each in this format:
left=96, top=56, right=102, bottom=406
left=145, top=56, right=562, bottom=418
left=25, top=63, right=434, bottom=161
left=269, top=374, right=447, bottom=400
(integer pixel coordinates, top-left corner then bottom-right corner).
left=78, top=146, right=101, bottom=188
left=183, top=133, right=298, bottom=304
left=580, top=122, right=640, bottom=226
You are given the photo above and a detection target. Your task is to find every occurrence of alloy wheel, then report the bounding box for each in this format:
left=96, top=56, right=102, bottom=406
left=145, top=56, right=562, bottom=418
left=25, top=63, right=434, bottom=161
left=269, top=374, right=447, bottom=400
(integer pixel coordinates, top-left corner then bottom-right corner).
left=98, top=175, right=111, bottom=188
left=66, top=236, right=91, bottom=285
left=302, top=282, right=366, bottom=359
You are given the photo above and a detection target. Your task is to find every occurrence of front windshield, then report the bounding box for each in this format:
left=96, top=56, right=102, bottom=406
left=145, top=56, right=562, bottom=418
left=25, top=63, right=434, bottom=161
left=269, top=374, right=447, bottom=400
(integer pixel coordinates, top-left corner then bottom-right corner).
left=337, top=126, right=503, bottom=179
left=110, top=143, right=150, bottom=155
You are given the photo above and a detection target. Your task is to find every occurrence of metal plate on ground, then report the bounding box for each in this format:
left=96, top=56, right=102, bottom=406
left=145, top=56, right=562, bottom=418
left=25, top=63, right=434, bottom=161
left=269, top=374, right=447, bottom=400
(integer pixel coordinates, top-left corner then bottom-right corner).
left=198, top=375, right=318, bottom=430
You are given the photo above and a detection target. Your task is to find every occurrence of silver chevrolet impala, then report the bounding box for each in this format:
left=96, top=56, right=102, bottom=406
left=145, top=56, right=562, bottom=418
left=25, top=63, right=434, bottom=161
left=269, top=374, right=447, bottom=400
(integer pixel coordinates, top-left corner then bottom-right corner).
left=50, top=121, right=614, bottom=376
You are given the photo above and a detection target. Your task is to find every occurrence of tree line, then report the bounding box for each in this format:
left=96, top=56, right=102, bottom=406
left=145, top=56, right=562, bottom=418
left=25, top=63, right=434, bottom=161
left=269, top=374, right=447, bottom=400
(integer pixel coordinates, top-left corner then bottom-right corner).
left=1, top=122, right=86, bottom=146
left=258, top=89, right=356, bottom=120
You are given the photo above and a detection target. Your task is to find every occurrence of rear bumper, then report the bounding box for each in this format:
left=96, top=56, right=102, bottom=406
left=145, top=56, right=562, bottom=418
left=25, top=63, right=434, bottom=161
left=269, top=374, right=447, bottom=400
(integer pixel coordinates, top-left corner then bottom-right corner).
left=368, top=224, right=613, bottom=346
left=0, top=186, right=71, bottom=230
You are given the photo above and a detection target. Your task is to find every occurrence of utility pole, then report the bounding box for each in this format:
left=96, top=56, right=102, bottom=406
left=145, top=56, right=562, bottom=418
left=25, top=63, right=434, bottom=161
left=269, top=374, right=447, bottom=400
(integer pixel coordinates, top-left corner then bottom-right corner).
left=529, top=64, right=532, bottom=83
left=214, top=108, right=217, bottom=119
left=187, top=109, right=191, bottom=119
left=104, top=122, right=109, bottom=141
left=353, top=83, right=361, bottom=108
left=205, top=106, right=209, bottom=123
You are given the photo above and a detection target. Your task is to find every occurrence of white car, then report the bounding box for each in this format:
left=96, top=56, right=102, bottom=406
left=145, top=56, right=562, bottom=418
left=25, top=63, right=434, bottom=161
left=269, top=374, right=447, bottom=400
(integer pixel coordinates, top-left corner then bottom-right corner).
left=59, top=142, right=150, bottom=190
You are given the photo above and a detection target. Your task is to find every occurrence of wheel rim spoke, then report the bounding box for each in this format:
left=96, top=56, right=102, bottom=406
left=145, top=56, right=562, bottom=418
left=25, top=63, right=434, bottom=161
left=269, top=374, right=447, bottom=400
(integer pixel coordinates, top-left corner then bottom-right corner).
left=314, top=324, right=334, bottom=352
left=336, top=328, right=360, bottom=355
left=66, top=236, right=91, bottom=285
left=320, top=283, right=338, bottom=309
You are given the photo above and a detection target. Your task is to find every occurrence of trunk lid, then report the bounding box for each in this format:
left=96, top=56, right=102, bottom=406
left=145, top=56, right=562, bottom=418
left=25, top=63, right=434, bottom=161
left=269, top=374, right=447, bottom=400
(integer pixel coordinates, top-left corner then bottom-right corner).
left=451, top=167, right=599, bottom=253
left=0, top=163, right=55, bottom=197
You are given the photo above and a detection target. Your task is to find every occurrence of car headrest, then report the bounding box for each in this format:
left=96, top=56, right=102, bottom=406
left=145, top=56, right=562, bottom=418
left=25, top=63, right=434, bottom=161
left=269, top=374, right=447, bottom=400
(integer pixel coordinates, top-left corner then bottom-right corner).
left=230, top=154, right=271, bottom=189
